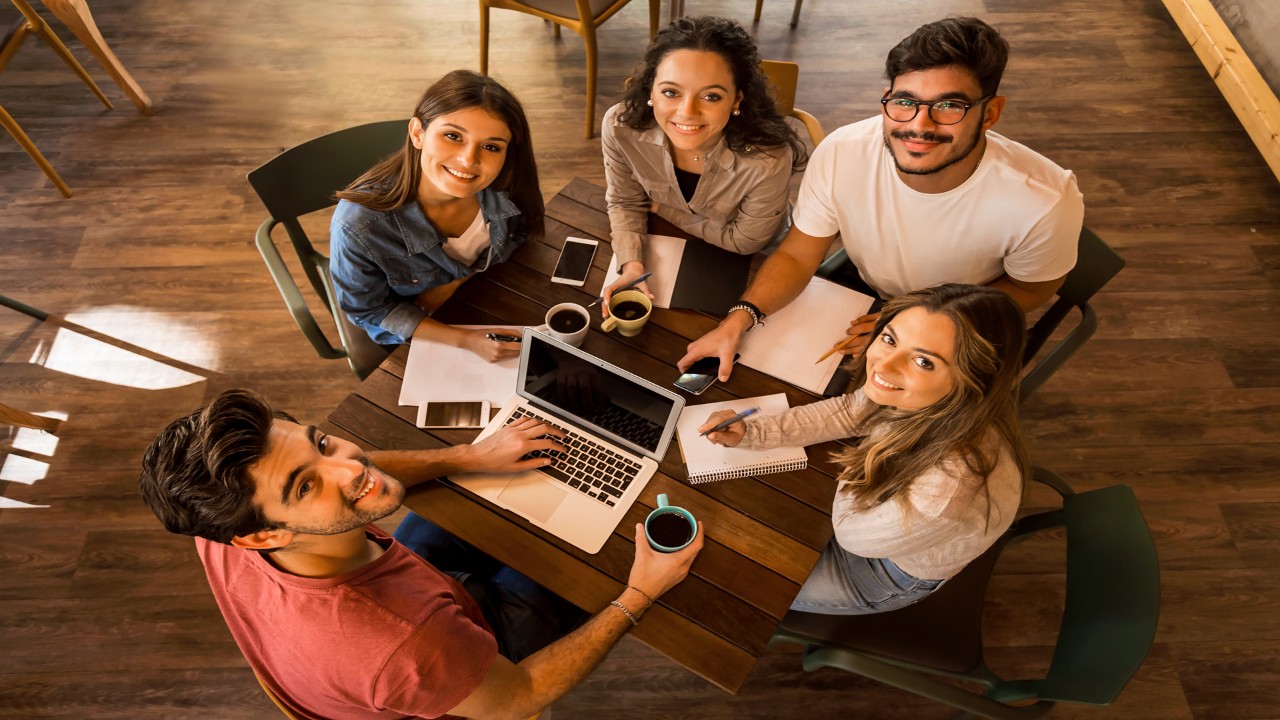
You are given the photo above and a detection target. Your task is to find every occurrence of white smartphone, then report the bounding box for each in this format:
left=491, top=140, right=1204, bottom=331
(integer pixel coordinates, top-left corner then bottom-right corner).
left=551, top=237, right=598, bottom=286
left=416, top=401, right=491, bottom=429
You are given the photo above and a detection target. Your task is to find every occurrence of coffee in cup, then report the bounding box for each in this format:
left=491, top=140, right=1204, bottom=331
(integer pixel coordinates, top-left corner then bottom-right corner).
left=601, top=289, right=652, bottom=337
left=644, top=493, right=697, bottom=552
left=544, top=302, right=590, bottom=347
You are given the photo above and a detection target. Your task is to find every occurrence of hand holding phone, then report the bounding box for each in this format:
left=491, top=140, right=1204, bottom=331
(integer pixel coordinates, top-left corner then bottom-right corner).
left=673, top=354, right=739, bottom=395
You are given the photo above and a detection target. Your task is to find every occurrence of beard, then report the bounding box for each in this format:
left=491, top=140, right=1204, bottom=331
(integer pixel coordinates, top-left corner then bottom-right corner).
left=884, top=122, right=984, bottom=176
left=281, top=456, right=406, bottom=536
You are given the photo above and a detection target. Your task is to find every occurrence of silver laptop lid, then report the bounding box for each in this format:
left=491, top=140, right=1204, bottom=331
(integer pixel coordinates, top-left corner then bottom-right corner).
left=517, top=328, right=685, bottom=461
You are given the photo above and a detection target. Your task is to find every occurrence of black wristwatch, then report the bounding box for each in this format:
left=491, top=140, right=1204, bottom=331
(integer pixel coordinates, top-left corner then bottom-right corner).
left=727, top=301, right=766, bottom=330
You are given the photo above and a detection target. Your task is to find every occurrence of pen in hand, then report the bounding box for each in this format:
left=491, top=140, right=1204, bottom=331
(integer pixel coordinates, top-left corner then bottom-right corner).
left=486, top=333, right=522, bottom=343
left=815, top=334, right=859, bottom=364
left=587, top=271, right=654, bottom=309
left=700, top=407, right=761, bottom=437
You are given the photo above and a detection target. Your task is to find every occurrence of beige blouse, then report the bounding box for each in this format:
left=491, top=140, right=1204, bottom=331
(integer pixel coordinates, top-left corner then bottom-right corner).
left=601, top=103, right=794, bottom=268
left=738, top=390, right=1023, bottom=580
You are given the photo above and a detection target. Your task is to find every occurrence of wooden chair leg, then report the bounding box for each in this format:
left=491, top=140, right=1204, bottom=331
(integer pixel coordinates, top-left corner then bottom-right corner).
left=582, top=27, right=597, bottom=138
left=29, top=18, right=113, bottom=109
left=0, top=103, right=73, bottom=197
left=648, top=0, right=659, bottom=38
left=754, top=0, right=764, bottom=22
left=36, top=0, right=153, bottom=114
left=479, top=1, right=490, bottom=74
left=790, top=0, right=803, bottom=27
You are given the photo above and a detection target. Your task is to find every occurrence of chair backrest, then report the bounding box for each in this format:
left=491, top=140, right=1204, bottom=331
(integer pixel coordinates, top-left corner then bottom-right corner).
left=1023, top=226, right=1125, bottom=364
left=1037, top=480, right=1160, bottom=705
left=759, top=59, right=825, bottom=146
left=247, top=119, right=407, bottom=224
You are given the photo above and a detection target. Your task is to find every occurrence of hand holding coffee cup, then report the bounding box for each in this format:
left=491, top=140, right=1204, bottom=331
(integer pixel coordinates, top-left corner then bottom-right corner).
left=601, top=290, right=652, bottom=337
left=602, top=261, right=654, bottom=318
left=544, top=303, right=590, bottom=347
left=626, top=518, right=702, bottom=605
left=644, top=494, right=698, bottom=552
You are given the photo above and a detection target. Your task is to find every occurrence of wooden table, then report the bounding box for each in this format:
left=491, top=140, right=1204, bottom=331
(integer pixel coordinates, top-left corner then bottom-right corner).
left=322, top=178, right=844, bottom=693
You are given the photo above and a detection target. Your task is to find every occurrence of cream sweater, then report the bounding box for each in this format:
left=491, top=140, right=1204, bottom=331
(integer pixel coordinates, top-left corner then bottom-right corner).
left=739, top=390, right=1023, bottom=580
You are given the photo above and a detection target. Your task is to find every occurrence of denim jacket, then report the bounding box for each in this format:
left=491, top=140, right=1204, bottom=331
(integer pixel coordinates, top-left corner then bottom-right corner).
left=329, top=188, right=525, bottom=345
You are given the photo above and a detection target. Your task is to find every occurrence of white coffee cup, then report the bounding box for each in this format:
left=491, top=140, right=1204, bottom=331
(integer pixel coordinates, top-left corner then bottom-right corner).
left=544, top=302, right=590, bottom=347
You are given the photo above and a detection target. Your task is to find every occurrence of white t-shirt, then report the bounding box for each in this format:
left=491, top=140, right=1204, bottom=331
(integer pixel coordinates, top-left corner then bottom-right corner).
left=442, top=209, right=490, bottom=266
left=793, top=117, right=1084, bottom=298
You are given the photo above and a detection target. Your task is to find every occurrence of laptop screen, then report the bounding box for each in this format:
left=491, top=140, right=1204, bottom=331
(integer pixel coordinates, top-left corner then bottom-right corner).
left=521, top=331, right=682, bottom=458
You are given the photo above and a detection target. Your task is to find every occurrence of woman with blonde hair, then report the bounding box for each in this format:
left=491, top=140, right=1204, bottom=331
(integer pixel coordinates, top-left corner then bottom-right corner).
left=701, top=284, right=1028, bottom=614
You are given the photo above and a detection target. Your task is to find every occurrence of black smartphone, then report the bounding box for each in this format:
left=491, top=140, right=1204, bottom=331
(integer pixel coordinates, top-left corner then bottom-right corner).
left=551, top=237, right=598, bottom=287
left=673, top=354, right=739, bottom=395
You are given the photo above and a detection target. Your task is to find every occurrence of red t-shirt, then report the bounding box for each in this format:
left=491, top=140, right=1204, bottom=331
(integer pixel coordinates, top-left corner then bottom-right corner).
left=196, top=526, right=497, bottom=719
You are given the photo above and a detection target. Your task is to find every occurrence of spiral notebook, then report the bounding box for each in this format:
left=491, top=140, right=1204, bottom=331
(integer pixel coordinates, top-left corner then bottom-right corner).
left=675, top=393, right=808, bottom=484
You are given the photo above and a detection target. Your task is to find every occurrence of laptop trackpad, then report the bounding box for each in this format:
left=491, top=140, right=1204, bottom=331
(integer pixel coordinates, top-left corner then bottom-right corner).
left=497, top=479, right=567, bottom=523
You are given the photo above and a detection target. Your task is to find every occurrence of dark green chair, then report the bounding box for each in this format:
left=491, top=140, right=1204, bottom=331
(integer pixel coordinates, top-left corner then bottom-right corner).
left=247, top=120, right=408, bottom=380
left=815, top=227, right=1126, bottom=402
left=771, top=466, right=1160, bottom=719
left=1018, top=227, right=1125, bottom=400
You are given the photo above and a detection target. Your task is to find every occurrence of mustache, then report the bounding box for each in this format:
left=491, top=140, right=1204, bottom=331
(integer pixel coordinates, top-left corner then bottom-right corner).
left=890, top=130, right=953, bottom=144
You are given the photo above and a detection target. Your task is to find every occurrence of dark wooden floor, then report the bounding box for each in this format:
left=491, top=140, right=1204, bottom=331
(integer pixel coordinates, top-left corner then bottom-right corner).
left=1, top=0, right=1277, bottom=717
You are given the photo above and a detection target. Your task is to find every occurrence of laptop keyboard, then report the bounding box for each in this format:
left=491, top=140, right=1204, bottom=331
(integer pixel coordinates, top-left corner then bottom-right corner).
left=508, top=407, right=643, bottom=507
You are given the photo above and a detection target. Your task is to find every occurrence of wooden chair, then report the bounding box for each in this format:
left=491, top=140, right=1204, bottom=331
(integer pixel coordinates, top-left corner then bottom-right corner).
left=37, top=0, right=152, bottom=114
left=771, top=466, right=1160, bottom=718
left=759, top=59, right=825, bottom=147
left=479, top=0, right=660, bottom=138
left=246, top=120, right=408, bottom=380
left=754, top=0, right=803, bottom=28
left=0, top=0, right=113, bottom=197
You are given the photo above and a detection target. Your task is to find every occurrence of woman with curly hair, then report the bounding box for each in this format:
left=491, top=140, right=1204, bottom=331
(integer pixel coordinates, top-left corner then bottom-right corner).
left=600, top=16, right=807, bottom=314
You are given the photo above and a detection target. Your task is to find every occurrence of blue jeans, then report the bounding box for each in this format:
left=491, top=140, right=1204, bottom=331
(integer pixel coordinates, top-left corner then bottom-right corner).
left=394, top=512, right=586, bottom=662
left=790, top=538, right=943, bottom=615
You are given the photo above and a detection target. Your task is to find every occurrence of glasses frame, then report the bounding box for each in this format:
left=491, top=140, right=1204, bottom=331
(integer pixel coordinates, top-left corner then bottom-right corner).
left=880, top=93, right=995, bottom=125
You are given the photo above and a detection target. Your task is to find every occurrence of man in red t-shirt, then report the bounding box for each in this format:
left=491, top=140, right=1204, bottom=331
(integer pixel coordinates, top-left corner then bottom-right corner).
left=140, top=388, right=702, bottom=719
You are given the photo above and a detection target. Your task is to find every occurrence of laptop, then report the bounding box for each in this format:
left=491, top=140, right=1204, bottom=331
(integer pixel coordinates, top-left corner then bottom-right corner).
left=451, top=328, right=685, bottom=553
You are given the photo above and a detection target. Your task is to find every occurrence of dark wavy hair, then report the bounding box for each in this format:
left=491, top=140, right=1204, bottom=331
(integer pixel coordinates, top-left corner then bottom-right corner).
left=139, top=389, right=294, bottom=545
left=835, top=284, right=1029, bottom=510
left=617, top=16, right=807, bottom=172
left=885, top=17, right=1010, bottom=97
left=336, top=69, right=544, bottom=239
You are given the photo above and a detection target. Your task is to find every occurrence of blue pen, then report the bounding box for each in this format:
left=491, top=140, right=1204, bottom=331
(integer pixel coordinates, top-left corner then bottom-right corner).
left=700, top=406, right=761, bottom=437
left=586, top=271, right=654, bottom=309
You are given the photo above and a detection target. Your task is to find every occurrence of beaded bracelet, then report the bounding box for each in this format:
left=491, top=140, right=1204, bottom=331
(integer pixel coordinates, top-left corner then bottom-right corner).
left=610, top=599, right=639, bottom=626
left=727, top=301, right=766, bottom=330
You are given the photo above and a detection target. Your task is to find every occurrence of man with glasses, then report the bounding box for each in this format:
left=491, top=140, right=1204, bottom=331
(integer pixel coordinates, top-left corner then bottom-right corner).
left=680, top=17, right=1083, bottom=380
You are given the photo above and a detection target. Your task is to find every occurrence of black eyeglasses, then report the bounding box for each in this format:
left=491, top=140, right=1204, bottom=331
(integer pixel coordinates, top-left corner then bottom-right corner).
left=880, top=94, right=994, bottom=125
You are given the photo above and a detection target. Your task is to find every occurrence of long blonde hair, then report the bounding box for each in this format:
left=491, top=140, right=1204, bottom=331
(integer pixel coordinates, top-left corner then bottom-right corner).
left=834, top=284, right=1029, bottom=510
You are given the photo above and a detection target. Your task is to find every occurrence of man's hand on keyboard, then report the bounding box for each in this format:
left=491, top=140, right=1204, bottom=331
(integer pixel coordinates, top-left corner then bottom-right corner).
left=471, top=417, right=567, bottom=473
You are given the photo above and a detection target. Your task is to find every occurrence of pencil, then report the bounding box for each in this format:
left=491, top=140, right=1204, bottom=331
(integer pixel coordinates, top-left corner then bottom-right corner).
left=815, top=334, right=859, bottom=364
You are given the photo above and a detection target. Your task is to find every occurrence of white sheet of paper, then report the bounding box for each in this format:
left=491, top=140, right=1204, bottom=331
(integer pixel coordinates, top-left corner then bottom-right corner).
left=738, top=277, right=875, bottom=394
left=398, top=325, right=521, bottom=407
left=602, top=233, right=686, bottom=308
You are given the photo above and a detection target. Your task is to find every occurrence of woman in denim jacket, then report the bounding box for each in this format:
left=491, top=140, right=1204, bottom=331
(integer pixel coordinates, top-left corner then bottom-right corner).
left=330, top=70, right=543, bottom=361
left=600, top=16, right=807, bottom=314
